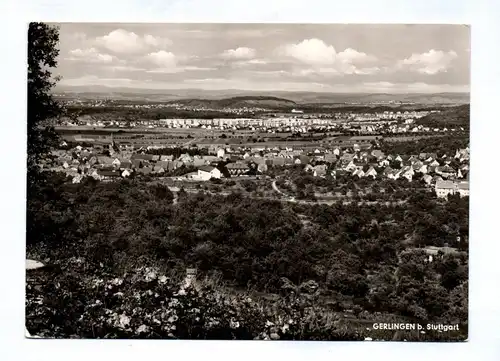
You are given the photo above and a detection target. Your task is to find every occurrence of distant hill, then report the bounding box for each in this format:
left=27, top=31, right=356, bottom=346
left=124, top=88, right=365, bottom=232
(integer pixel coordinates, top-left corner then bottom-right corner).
left=54, top=85, right=469, bottom=105
left=416, top=104, right=470, bottom=126
left=170, top=96, right=297, bottom=109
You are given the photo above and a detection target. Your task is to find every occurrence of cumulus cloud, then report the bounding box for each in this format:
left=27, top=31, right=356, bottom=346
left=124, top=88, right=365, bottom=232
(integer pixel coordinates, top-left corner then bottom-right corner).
left=66, top=48, right=116, bottom=63
left=397, top=49, right=458, bottom=74
left=146, top=50, right=176, bottom=68
left=279, top=38, right=378, bottom=75
left=337, top=48, right=377, bottom=63
left=281, top=38, right=336, bottom=65
left=221, top=47, right=256, bottom=59
left=145, top=52, right=217, bottom=73
left=96, top=29, right=172, bottom=54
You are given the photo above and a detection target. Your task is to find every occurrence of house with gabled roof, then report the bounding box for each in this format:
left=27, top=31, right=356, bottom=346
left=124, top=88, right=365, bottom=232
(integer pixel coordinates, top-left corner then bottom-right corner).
left=198, top=165, right=222, bottom=180
left=352, top=169, right=365, bottom=178
left=408, top=155, right=419, bottom=164
left=435, top=165, right=456, bottom=178
left=97, top=169, right=121, bottom=180
left=345, top=160, right=357, bottom=172
left=365, top=166, right=377, bottom=179
left=398, top=165, right=414, bottom=182
left=226, top=162, right=250, bottom=176
left=435, top=180, right=466, bottom=198
left=153, top=165, right=165, bottom=173
left=429, top=159, right=440, bottom=167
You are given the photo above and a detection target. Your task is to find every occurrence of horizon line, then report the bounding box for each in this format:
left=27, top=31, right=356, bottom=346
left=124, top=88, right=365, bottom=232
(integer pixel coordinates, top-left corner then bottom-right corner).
left=53, top=85, right=470, bottom=95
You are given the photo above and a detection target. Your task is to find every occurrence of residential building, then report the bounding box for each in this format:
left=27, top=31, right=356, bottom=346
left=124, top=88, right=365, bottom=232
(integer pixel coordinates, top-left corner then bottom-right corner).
left=435, top=180, right=469, bottom=198
left=226, top=162, right=249, bottom=176
left=198, top=166, right=222, bottom=181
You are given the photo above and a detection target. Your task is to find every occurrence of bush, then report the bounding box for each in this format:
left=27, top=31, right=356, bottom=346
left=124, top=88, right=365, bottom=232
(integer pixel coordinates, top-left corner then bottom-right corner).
left=26, top=173, right=468, bottom=340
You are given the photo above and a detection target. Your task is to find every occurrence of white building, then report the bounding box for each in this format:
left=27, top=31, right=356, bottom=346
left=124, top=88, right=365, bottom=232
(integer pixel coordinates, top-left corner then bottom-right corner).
left=197, top=166, right=222, bottom=181
left=435, top=180, right=469, bottom=198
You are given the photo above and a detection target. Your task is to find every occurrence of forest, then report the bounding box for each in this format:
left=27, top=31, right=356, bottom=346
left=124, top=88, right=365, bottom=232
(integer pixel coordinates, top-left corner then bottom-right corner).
left=26, top=172, right=468, bottom=339
left=379, top=135, right=469, bottom=156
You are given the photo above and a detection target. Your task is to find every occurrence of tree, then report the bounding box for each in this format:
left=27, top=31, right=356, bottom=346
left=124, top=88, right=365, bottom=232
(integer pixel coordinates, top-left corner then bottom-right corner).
left=27, top=22, right=63, bottom=176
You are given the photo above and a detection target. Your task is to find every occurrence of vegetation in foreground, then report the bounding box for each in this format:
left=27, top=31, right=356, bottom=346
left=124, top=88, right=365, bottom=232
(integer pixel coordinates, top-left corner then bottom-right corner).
left=27, top=173, right=468, bottom=340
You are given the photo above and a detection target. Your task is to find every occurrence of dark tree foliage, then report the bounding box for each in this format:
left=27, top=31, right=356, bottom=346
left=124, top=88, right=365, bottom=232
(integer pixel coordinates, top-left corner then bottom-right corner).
left=28, top=173, right=468, bottom=328
left=27, top=22, right=63, bottom=172
left=380, top=135, right=469, bottom=156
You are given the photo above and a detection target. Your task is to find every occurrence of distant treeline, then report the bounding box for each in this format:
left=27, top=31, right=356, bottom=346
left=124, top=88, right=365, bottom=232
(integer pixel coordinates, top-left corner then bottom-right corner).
left=380, top=135, right=469, bottom=156
left=416, top=105, right=470, bottom=127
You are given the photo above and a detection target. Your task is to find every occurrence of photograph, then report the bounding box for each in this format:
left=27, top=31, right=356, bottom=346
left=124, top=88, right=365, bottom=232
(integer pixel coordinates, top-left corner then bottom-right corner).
left=26, top=22, right=470, bottom=341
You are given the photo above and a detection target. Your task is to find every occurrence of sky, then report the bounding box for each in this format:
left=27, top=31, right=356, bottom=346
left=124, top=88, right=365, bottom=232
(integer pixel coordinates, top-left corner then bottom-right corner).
left=53, top=23, right=470, bottom=93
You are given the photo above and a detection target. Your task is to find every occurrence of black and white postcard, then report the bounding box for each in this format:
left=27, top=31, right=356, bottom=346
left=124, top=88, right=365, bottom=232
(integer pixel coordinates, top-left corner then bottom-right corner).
left=26, top=23, right=470, bottom=341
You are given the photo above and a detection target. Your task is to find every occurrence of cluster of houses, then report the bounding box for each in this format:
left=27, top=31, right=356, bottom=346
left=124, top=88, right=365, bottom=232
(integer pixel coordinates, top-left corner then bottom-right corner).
left=322, top=146, right=470, bottom=197
left=41, top=139, right=469, bottom=198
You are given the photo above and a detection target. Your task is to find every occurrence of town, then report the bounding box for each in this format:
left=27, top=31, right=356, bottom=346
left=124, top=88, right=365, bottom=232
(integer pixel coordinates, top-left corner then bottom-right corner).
left=45, top=108, right=469, bottom=202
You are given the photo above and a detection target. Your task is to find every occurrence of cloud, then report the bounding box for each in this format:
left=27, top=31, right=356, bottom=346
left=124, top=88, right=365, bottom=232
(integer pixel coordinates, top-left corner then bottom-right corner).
left=281, top=38, right=336, bottom=65
left=397, top=49, right=458, bottom=74
left=279, top=38, right=379, bottom=75
left=146, top=50, right=176, bottom=68
left=95, top=29, right=172, bottom=54
left=221, top=47, right=256, bottom=59
left=66, top=48, right=117, bottom=63
left=59, top=75, right=137, bottom=87
left=144, top=52, right=218, bottom=73
left=337, top=48, right=377, bottom=63
left=146, top=65, right=217, bottom=74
